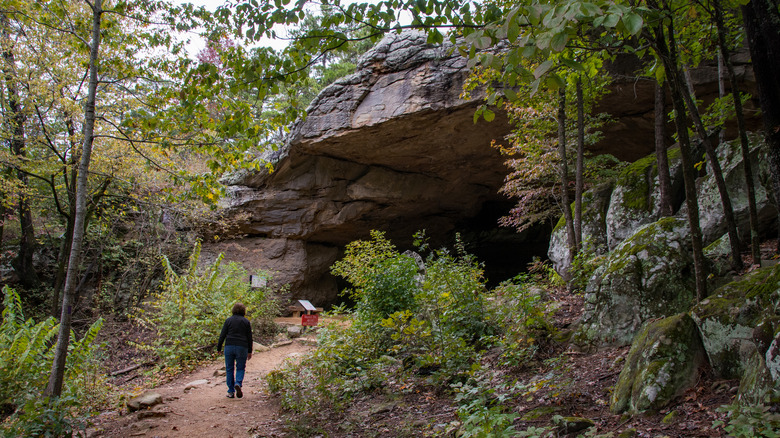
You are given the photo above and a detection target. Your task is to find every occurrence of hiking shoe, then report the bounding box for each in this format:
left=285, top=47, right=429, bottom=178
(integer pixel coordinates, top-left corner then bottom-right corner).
left=235, top=385, right=243, bottom=399
left=226, top=392, right=235, bottom=398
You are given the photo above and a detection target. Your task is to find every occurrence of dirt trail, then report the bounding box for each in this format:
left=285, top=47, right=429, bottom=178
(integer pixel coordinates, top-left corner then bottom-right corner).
left=92, top=339, right=313, bottom=438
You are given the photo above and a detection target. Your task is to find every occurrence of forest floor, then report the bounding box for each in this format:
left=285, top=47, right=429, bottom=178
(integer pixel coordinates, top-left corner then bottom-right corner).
left=90, top=290, right=740, bottom=437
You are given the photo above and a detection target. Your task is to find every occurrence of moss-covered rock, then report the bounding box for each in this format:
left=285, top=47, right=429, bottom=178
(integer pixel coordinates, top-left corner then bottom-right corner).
left=691, top=264, right=780, bottom=379
left=610, top=314, right=706, bottom=414
left=548, top=183, right=613, bottom=280
left=737, top=347, right=777, bottom=405
left=686, top=137, right=775, bottom=245
left=605, top=147, right=682, bottom=251
left=578, top=217, right=696, bottom=345
left=552, top=415, right=595, bottom=434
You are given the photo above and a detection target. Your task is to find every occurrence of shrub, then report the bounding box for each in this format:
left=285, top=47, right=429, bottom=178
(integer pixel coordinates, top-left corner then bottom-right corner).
left=0, top=286, right=104, bottom=435
left=133, top=242, right=281, bottom=370
left=384, top=238, right=493, bottom=379
left=331, top=230, right=417, bottom=318
left=269, top=232, right=498, bottom=424
left=487, top=273, right=558, bottom=368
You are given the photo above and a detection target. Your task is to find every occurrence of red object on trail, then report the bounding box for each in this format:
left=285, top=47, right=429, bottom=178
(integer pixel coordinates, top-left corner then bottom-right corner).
left=301, top=314, right=319, bottom=326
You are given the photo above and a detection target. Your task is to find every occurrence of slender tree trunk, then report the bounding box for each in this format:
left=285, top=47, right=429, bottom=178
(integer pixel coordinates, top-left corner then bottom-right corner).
left=1, top=14, right=38, bottom=288
left=574, top=78, right=585, bottom=252
left=52, top=121, right=79, bottom=316
left=714, top=0, right=761, bottom=265
left=655, top=81, right=674, bottom=217
left=680, top=61, right=743, bottom=271
left=557, top=87, right=577, bottom=274
left=45, top=0, right=102, bottom=397
left=717, top=53, right=727, bottom=145
left=653, top=22, right=708, bottom=300
left=0, top=188, right=5, bottom=245
left=742, top=0, right=780, bottom=253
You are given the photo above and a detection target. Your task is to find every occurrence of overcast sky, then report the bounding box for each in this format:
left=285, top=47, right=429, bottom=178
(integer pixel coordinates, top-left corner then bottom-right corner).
left=180, top=0, right=290, bottom=56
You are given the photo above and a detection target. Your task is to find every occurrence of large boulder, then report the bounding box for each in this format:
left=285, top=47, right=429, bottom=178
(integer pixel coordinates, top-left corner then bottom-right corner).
left=686, top=137, right=776, bottom=245
left=605, top=148, right=683, bottom=251
left=578, top=217, right=696, bottom=346
left=738, top=347, right=779, bottom=405
left=611, top=313, right=707, bottom=414
left=691, top=264, right=780, bottom=379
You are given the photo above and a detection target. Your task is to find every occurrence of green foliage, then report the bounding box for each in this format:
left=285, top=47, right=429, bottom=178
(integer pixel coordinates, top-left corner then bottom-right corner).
left=358, top=255, right=419, bottom=319
left=330, top=230, right=399, bottom=300
left=714, top=403, right=780, bottom=438
left=388, top=239, right=493, bottom=377
left=133, top=242, right=280, bottom=370
left=487, top=273, right=558, bottom=368
left=569, top=237, right=608, bottom=291
left=270, top=232, right=497, bottom=422
left=3, top=396, right=88, bottom=438
left=453, top=371, right=519, bottom=438
left=0, top=286, right=104, bottom=434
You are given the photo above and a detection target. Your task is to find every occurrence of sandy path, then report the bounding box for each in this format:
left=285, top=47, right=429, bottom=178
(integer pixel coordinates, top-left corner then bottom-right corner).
left=92, top=339, right=313, bottom=438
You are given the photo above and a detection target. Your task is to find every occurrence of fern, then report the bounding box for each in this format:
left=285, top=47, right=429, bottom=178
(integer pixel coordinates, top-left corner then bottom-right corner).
left=133, top=242, right=281, bottom=370
left=0, top=285, right=25, bottom=338
left=0, top=286, right=105, bottom=434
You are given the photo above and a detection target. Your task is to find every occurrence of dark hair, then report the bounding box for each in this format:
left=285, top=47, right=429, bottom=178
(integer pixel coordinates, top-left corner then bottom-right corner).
left=232, top=302, right=246, bottom=316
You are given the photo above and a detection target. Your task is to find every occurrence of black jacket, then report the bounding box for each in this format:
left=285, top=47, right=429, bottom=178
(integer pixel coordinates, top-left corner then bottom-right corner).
left=217, top=314, right=253, bottom=353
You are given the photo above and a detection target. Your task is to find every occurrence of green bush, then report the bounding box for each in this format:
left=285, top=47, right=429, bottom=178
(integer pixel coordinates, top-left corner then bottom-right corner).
left=486, top=272, right=558, bottom=368
left=331, top=230, right=417, bottom=319
left=0, top=286, right=104, bottom=435
left=453, top=370, right=519, bottom=438
left=267, top=232, right=506, bottom=431
left=383, top=239, right=493, bottom=379
left=134, top=242, right=281, bottom=370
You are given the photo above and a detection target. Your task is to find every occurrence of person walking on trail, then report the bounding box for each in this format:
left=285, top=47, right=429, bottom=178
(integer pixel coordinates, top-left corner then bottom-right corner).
left=217, top=302, right=253, bottom=399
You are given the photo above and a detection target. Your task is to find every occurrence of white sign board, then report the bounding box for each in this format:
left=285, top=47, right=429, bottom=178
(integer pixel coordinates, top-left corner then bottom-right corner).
left=250, top=275, right=267, bottom=288
left=297, top=299, right=317, bottom=312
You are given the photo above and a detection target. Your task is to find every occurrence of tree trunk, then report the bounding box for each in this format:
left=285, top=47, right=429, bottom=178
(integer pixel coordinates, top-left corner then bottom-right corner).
left=1, top=14, right=38, bottom=288
left=679, top=60, right=743, bottom=271
left=52, top=121, right=79, bottom=316
left=714, top=0, right=761, bottom=265
left=557, top=87, right=577, bottom=273
left=655, top=81, right=674, bottom=217
left=574, top=78, right=585, bottom=252
left=45, top=0, right=102, bottom=398
left=742, top=0, right=780, bottom=253
left=717, top=53, right=727, bottom=145
left=653, top=22, right=708, bottom=300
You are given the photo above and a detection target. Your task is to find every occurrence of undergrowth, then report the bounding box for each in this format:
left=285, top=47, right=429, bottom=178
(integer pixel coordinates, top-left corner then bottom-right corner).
left=132, top=242, right=282, bottom=373
left=267, top=231, right=559, bottom=436
left=0, top=286, right=107, bottom=436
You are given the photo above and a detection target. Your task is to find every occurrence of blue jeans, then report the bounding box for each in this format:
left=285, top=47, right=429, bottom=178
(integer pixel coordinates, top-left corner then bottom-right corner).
left=224, top=345, right=248, bottom=393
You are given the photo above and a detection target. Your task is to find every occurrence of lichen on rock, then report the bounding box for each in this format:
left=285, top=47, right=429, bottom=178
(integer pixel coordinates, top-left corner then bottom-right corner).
left=605, top=147, right=682, bottom=251
left=610, top=313, right=706, bottom=414
left=577, top=217, right=696, bottom=346
left=548, top=183, right=613, bottom=280
left=691, top=263, right=780, bottom=379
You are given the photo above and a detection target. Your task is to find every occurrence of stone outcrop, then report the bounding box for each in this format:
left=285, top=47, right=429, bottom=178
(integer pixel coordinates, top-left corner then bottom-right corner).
left=212, top=31, right=526, bottom=304
left=558, top=137, right=775, bottom=346
left=215, top=32, right=761, bottom=306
